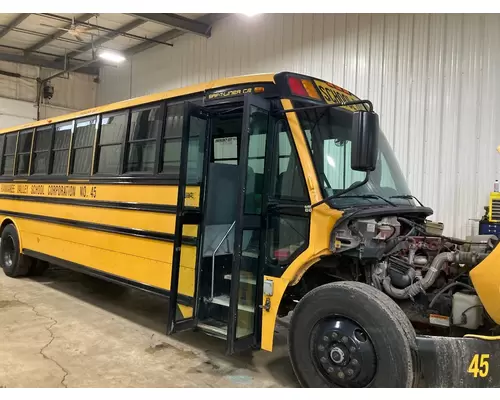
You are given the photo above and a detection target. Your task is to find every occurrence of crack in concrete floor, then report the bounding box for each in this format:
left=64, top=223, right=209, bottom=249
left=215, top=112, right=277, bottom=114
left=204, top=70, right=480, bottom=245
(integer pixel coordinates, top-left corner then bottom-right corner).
left=0, top=270, right=295, bottom=388
left=12, top=292, right=69, bottom=388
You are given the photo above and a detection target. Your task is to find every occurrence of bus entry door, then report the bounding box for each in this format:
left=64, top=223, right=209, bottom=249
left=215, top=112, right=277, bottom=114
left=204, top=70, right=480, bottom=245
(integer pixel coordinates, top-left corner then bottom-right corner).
left=225, top=94, right=270, bottom=353
left=167, top=102, right=210, bottom=334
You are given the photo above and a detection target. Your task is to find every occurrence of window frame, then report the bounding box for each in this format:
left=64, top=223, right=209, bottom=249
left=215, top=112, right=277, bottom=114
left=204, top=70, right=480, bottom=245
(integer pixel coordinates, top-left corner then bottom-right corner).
left=264, top=117, right=311, bottom=270
left=159, top=101, right=187, bottom=179
left=94, top=109, right=130, bottom=177
left=270, top=119, right=310, bottom=203
left=31, top=125, right=55, bottom=176
left=15, top=128, right=35, bottom=176
left=50, top=120, right=74, bottom=176
left=0, top=135, right=5, bottom=176
left=123, top=101, right=166, bottom=175
left=1, top=132, right=19, bottom=176
left=69, top=115, right=99, bottom=177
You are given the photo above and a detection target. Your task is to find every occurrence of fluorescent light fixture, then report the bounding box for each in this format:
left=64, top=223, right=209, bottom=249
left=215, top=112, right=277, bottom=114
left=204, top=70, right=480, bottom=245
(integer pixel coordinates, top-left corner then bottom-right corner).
left=240, top=12, right=260, bottom=17
left=99, top=50, right=126, bottom=63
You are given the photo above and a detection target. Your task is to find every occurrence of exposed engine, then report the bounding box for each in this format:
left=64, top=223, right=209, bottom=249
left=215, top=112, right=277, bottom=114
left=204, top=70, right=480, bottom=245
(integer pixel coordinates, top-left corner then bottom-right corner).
left=329, top=215, right=499, bottom=333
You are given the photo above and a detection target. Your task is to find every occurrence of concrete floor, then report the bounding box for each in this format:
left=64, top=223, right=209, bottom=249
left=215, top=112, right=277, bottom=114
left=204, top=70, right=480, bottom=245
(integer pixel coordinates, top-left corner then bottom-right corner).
left=0, top=266, right=298, bottom=388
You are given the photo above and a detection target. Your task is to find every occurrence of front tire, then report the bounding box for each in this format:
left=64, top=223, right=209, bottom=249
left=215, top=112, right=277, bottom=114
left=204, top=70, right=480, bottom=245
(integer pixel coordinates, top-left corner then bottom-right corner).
left=288, top=281, right=419, bottom=388
left=0, top=224, right=32, bottom=278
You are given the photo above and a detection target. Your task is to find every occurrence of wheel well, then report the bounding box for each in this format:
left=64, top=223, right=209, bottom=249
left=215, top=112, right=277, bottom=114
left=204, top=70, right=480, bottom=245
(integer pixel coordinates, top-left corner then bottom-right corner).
left=279, top=255, right=365, bottom=317
left=0, top=218, right=14, bottom=235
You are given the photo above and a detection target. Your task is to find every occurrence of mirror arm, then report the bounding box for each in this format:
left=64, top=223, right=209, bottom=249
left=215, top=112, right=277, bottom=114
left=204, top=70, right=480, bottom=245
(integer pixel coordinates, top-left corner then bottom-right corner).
left=277, top=99, right=373, bottom=114
left=310, top=172, right=370, bottom=209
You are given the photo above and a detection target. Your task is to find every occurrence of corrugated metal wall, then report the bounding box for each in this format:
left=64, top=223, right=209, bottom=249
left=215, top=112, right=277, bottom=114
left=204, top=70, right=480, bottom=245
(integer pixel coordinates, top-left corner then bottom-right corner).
left=97, top=13, right=500, bottom=238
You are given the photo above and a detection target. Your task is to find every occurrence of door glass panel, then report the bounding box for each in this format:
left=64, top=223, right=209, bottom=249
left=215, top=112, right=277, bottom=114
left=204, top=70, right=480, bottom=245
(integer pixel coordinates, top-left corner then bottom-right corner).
left=272, top=121, right=309, bottom=201
left=268, top=214, right=309, bottom=264
left=175, top=244, right=197, bottom=323
left=185, top=116, right=206, bottom=186
left=236, top=229, right=259, bottom=338
left=234, top=104, right=269, bottom=340
left=173, top=110, right=207, bottom=324
left=244, top=105, right=268, bottom=215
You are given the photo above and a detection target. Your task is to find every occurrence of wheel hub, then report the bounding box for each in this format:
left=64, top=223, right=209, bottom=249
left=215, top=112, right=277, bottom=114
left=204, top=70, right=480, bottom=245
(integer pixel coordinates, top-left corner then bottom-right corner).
left=313, top=317, right=376, bottom=387
left=2, top=236, right=14, bottom=268
left=330, top=345, right=347, bottom=364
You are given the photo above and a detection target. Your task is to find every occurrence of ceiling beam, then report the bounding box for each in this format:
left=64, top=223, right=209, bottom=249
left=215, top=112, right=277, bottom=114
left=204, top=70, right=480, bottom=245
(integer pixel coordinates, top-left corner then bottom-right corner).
left=126, top=13, right=230, bottom=56
left=128, top=13, right=211, bottom=37
left=38, top=14, right=170, bottom=47
left=58, top=19, right=146, bottom=61
left=0, top=14, right=31, bottom=40
left=0, top=52, right=99, bottom=75
left=24, top=13, right=96, bottom=54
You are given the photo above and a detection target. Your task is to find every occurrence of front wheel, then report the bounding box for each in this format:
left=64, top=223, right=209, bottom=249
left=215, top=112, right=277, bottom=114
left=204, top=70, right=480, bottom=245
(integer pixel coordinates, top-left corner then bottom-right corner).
left=288, top=281, right=419, bottom=388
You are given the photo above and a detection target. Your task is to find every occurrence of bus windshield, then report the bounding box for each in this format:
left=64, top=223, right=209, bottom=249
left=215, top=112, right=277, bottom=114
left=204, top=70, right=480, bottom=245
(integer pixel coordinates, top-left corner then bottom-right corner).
left=294, top=102, right=415, bottom=209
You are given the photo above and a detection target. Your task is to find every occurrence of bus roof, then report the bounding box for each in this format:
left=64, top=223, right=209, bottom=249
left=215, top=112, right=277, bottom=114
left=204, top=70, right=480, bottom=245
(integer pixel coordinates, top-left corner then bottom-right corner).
left=0, top=72, right=277, bottom=135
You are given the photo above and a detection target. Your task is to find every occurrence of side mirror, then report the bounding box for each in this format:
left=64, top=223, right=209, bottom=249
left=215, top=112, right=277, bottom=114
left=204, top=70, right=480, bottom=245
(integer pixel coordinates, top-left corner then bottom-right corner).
left=351, top=110, right=379, bottom=171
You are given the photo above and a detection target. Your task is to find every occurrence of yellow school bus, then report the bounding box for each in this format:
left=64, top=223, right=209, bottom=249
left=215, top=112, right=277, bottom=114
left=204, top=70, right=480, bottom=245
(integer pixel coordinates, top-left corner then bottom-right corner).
left=1, top=72, right=500, bottom=388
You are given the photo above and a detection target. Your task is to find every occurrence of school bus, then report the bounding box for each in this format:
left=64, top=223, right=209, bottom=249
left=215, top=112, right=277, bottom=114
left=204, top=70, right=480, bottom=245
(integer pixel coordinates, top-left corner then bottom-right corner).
left=1, top=72, right=500, bottom=388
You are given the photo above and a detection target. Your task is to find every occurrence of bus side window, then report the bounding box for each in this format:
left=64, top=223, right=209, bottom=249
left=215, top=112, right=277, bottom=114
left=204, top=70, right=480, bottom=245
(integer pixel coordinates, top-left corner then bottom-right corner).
left=0, top=135, right=5, bottom=174
left=96, top=111, right=128, bottom=175
left=71, top=117, right=97, bottom=175
left=2, top=133, right=18, bottom=176
left=272, top=122, right=309, bottom=201
left=125, top=105, right=162, bottom=173
left=51, top=122, right=72, bottom=175
left=267, top=121, right=310, bottom=265
left=32, top=125, right=53, bottom=175
left=161, top=104, right=183, bottom=178
left=15, top=129, right=33, bottom=175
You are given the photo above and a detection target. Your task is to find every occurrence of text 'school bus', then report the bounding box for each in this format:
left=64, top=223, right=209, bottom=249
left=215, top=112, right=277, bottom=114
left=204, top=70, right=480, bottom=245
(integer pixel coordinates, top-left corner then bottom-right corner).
left=1, top=72, right=500, bottom=388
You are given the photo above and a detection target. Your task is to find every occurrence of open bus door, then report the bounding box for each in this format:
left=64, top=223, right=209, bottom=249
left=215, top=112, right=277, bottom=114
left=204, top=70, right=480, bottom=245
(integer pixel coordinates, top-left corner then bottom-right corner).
left=167, top=102, right=210, bottom=334
left=225, top=94, right=271, bottom=353
left=168, top=95, right=271, bottom=355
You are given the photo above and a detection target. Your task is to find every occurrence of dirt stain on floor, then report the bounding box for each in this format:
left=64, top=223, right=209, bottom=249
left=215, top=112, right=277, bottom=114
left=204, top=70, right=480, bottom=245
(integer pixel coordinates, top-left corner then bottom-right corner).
left=145, top=342, right=173, bottom=354
left=0, top=300, right=21, bottom=309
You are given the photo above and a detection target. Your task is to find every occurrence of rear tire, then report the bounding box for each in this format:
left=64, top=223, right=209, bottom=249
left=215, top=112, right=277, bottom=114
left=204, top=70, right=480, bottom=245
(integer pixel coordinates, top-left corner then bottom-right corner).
left=0, top=224, right=32, bottom=278
left=288, top=281, right=419, bottom=388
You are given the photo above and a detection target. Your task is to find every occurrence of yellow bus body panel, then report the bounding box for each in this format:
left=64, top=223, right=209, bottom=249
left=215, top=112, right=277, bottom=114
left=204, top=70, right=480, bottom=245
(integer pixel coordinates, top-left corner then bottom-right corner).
left=470, top=244, right=500, bottom=324
left=0, top=181, right=201, bottom=300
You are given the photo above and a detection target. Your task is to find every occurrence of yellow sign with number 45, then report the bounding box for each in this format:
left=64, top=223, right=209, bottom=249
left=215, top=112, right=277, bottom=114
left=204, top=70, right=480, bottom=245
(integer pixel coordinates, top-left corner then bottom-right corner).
left=468, top=354, right=490, bottom=378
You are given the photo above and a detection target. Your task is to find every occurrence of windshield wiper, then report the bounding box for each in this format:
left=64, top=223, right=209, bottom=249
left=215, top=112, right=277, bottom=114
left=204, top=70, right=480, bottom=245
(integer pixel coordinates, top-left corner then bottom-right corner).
left=337, top=194, right=397, bottom=207
left=390, top=194, right=424, bottom=207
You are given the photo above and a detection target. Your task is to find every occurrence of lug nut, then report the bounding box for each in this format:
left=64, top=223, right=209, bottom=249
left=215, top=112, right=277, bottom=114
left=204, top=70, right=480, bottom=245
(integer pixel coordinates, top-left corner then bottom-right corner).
left=318, top=345, right=325, bottom=351
left=323, top=336, right=329, bottom=342
left=331, top=332, right=338, bottom=340
left=347, top=369, right=354, bottom=376
left=341, top=336, right=349, bottom=344
left=350, top=346, right=356, bottom=353
left=327, top=367, right=334, bottom=373
left=338, top=371, right=345, bottom=379
left=351, top=359, right=359, bottom=366
left=320, top=357, right=327, bottom=363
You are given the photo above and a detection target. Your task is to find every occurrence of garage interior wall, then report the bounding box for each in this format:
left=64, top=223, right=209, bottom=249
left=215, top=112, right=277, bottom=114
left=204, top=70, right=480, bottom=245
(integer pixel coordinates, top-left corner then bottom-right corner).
left=97, top=13, right=500, bottom=239
left=0, top=60, right=96, bottom=129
